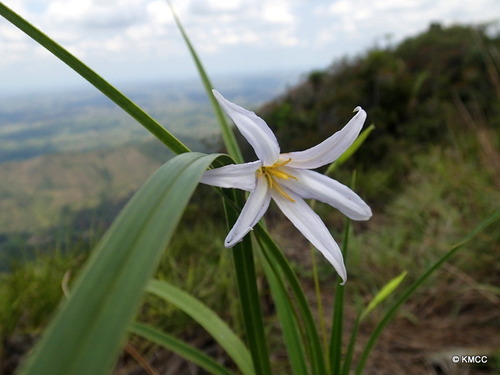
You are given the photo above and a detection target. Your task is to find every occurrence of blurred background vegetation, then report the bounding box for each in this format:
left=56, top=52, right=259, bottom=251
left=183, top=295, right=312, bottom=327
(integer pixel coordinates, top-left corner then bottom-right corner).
left=0, top=23, right=499, bottom=374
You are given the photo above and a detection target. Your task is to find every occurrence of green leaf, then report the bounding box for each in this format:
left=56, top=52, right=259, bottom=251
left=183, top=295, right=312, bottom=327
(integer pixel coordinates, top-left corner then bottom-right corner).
left=0, top=3, right=189, bottom=155
left=254, top=224, right=326, bottom=375
left=360, top=271, right=407, bottom=321
left=167, top=1, right=244, bottom=163
left=326, top=124, right=375, bottom=176
left=130, top=323, right=235, bottom=375
left=329, top=217, right=351, bottom=374
left=18, top=152, right=221, bottom=375
left=329, top=171, right=357, bottom=374
left=146, top=279, right=254, bottom=375
left=341, top=271, right=407, bottom=375
left=355, top=209, right=500, bottom=375
left=340, top=316, right=361, bottom=375
left=226, top=191, right=272, bottom=375
left=340, top=272, right=406, bottom=375
left=259, top=247, right=309, bottom=375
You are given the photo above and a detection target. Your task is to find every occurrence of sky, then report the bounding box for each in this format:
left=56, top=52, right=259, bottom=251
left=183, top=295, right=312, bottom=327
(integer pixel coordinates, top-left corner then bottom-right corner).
left=0, top=0, right=499, bottom=94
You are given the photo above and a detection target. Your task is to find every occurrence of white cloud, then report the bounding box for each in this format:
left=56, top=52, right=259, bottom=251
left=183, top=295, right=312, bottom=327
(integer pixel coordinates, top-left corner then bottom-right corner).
left=326, top=0, right=499, bottom=37
left=146, top=1, right=172, bottom=25
left=0, top=25, right=31, bottom=66
left=262, top=1, right=295, bottom=24
left=211, top=26, right=259, bottom=46
left=0, top=0, right=499, bottom=93
left=187, top=0, right=246, bottom=15
left=45, top=0, right=146, bottom=31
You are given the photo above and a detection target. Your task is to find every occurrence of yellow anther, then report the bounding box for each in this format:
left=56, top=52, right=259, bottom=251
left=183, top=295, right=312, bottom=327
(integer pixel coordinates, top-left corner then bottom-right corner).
left=267, top=168, right=297, bottom=181
left=271, top=158, right=293, bottom=168
left=263, top=172, right=274, bottom=188
left=257, top=159, right=298, bottom=202
left=272, top=181, right=296, bottom=202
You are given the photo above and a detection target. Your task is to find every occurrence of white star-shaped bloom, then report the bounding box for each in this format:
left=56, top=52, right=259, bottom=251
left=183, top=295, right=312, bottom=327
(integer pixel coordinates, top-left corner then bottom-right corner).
left=201, top=90, right=372, bottom=283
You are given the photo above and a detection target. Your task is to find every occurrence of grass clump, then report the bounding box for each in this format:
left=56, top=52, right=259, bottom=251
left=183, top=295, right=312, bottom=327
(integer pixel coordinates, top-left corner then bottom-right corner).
left=0, top=249, right=85, bottom=373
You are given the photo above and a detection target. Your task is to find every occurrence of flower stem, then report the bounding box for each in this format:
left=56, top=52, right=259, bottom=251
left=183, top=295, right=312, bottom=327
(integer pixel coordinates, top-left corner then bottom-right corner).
left=308, top=200, right=328, bottom=352
left=227, top=191, right=272, bottom=375
left=329, top=218, right=351, bottom=374
left=329, top=171, right=356, bottom=374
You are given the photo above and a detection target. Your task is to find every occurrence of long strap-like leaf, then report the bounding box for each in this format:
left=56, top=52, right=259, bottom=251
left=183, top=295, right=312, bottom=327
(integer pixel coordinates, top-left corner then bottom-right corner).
left=254, top=224, right=326, bottom=374
left=145, top=279, right=254, bottom=375
left=259, top=247, right=309, bottom=375
left=130, top=322, right=236, bottom=375
left=18, top=152, right=221, bottom=375
left=226, top=191, right=273, bottom=375
left=355, top=209, right=500, bottom=374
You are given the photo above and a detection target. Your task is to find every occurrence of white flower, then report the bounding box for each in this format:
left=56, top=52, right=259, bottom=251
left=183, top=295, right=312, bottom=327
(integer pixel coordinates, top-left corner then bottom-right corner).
left=201, top=90, right=372, bottom=283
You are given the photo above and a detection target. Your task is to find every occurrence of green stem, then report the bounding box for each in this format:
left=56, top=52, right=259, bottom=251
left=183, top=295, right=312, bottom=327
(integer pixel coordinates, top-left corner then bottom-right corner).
left=254, top=224, right=326, bottom=375
left=226, top=191, right=272, bottom=375
left=308, top=200, right=328, bottom=352
left=341, top=316, right=360, bottom=375
left=310, top=244, right=327, bottom=352
left=329, top=218, right=351, bottom=374
left=259, top=247, right=309, bottom=375
left=329, top=172, right=356, bottom=374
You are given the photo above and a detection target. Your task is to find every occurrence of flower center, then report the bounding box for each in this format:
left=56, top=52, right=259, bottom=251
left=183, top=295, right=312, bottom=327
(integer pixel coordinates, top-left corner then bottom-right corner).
left=257, top=158, right=297, bottom=202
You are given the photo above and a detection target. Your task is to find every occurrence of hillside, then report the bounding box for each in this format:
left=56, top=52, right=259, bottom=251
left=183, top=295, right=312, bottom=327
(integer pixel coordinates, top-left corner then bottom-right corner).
left=256, top=23, right=500, bottom=202
left=0, top=140, right=166, bottom=232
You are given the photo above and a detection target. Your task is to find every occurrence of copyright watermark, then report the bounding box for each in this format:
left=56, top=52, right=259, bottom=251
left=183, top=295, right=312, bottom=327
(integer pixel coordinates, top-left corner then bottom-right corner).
left=451, top=355, right=488, bottom=364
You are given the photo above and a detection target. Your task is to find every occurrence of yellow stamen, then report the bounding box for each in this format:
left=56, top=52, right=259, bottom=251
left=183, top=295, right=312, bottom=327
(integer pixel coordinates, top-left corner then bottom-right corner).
left=272, top=158, right=293, bottom=168
left=257, top=159, right=298, bottom=202
left=272, top=180, right=296, bottom=202
left=267, top=168, right=297, bottom=181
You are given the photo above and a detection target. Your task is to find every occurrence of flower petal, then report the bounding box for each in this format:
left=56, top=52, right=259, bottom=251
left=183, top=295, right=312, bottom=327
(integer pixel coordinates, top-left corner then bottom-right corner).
left=283, top=107, right=367, bottom=169
left=200, top=161, right=260, bottom=191
left=225, top=176, right=271, bottom=247
left=281, top=168, right=372, bottom=221
left=271, top=189, right=347, bottom=283
left=213, top=90, right=280, bottom=165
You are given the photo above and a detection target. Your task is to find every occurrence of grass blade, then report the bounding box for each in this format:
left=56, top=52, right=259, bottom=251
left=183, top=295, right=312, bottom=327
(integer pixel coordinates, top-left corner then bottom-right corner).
left=355, top=209, right=500, bottom=374
left=130, top=322, right=235, bottom=375
left=167, top=1, right=244, bottom=163
left=18, top=152, right=220, bottom=375
left=360, top=271, right=407, bottom=321
left=341, top=272, right=406, bottom=374
left=0, top=3, right=189, bottom=155
left=145, top=279, right=254, bottom=375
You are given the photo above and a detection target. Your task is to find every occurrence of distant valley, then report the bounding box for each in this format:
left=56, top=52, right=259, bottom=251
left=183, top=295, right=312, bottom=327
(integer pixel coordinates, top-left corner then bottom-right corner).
left=0, top=73, right=292, bottom=163
left=0, top=73, right=292, bottom=263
